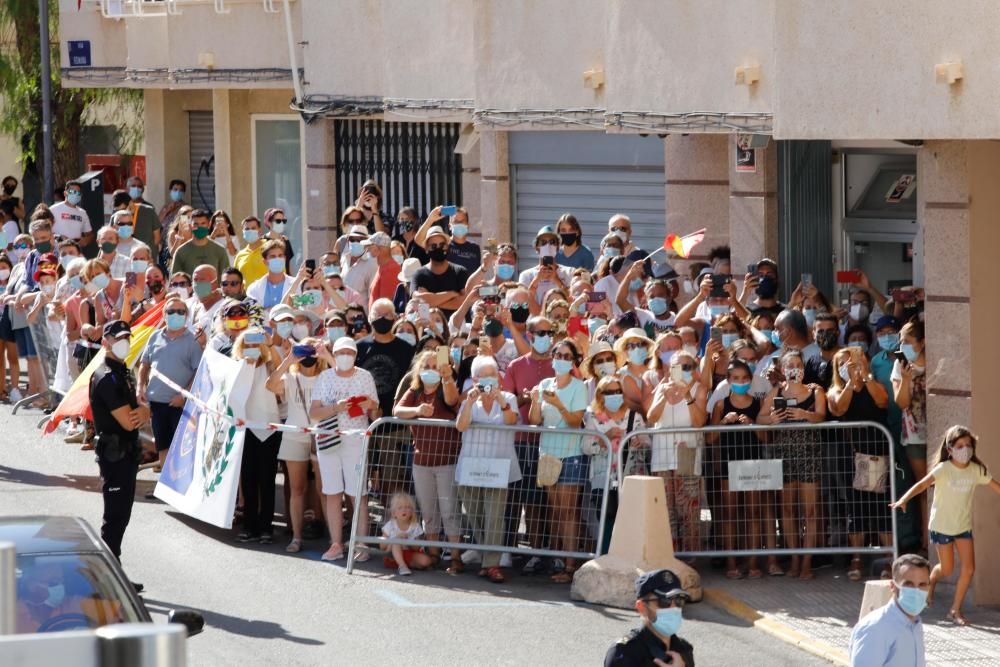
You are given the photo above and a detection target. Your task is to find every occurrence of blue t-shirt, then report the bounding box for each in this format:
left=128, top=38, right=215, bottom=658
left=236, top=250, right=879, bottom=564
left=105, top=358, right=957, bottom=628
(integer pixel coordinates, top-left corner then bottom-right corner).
left=263, top=279, right=285, bottom=309
left=556, top=245, right=595, bottom=271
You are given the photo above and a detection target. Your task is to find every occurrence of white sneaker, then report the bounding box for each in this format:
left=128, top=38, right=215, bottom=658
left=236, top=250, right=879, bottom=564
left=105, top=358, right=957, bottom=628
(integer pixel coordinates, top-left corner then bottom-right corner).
left=460, top=550, right=482, bottom=565
left=398, top=565, right=412, bottom=576
left=9, top=388, right=22, bottom=403
left=65, top=423, right=81, bottom=436
left=499, top=552, right=513, bottom=568
left=522, top=555, right=544, bottom=574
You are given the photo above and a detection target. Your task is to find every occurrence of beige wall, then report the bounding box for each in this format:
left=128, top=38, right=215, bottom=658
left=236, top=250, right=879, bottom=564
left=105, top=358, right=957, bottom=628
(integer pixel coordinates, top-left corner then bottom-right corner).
left=302, top=0, right=383, bottom=98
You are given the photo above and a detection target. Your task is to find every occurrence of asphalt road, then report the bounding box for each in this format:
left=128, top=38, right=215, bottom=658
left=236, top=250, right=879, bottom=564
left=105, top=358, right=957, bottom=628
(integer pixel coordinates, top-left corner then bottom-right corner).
left=0, top=402, right=828, bottom=666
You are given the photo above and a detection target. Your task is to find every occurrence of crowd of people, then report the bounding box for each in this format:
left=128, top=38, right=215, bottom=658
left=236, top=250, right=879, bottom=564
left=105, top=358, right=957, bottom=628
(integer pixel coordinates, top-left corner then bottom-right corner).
left=0, top=175, right=951, bottom=588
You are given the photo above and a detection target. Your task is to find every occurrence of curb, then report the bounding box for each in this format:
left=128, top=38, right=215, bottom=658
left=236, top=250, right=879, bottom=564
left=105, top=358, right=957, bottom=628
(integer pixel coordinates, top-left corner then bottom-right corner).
left=702, top=588, right=850, bottom=666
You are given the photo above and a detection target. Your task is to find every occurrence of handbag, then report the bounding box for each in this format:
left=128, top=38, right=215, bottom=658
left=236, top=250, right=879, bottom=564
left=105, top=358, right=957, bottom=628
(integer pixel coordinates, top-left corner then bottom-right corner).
left=853, top=452, right=888, bottom=493
left=536, top=453, right=563, bottom=487
left=315, top=412, right=341, bottom=452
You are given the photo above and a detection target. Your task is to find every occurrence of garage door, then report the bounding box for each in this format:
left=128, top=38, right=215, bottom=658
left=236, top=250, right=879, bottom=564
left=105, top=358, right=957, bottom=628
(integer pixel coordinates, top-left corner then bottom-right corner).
left=509, top=132, right=666, bottom=272
left=188, top=111, right=216, bottom=212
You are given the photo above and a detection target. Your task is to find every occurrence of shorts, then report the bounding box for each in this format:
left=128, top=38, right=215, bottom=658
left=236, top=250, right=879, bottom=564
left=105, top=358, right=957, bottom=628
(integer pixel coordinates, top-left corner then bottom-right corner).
left=278, top=434, right=312, bottom=462
left=930, top=530, right=973, bottom=545
left=316, top=439, right=364, bottom=497
left=383, top=548, right=422, bottom=569
left=0, top=309, right=13, bottom=342
left=13, top=327, right=36, bottom=358
left=905, top=443, right=927, bottom=461
left=149, top=401, right=184, bottom=452
left=556, top=455, right=589, bottom=486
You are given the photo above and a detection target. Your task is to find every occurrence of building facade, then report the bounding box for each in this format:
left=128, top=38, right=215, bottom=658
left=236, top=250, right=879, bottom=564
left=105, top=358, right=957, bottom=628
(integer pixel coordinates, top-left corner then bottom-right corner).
left=61, top=0, right=1000, bottom=603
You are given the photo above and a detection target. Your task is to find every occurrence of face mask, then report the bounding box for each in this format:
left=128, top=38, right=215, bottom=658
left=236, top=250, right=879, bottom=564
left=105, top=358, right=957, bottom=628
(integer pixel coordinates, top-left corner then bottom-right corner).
left=595, top=361, right=616, bottom=378
left=850, top=303, right=870, bottom=322
left=803, top=308, right=817, bottom=328
left=680, top=370, right=694, bottom=384
left=432, top=322, right=444, bottom=336
left=838, top=363, right=851, bottom=383
left=420, top=369, right=441, bottom=386
left=588, top=318, right=607, bottom=336
left=784, top=367, right=804, bottom=383
left=483, top=319, right=504, bottom=338
left=755, top=275, right=778, bottom=299
left=117, top=225, right=134, bottom=240
left=270, top=221, right=288, bottom=235
left=478, top=376, right=499, bottom=390
left=815, top=329, right=838, bottom=350
left=651, top=607, right=683, bottom=637
left=721, top=333, right=740, bottom=348
left=538, top=243, right=558, bottom=259
left=612, top=229, right=628, bottom=242
left=243, top=347, right=261, bottom=360
left=429, top=247, right=448, bottom=262
left=391, top=253, right=405, bottom=265
left=62, top=189, right=82, bottom=206
left=552, top=358, right=573, bottom=376
left=326, top=327, right=346, bottom=342
left=69, top=275, right=83, bottom=290
left=397, top=332, right=416, bottom=347
left=349, top=241, right=365, bottom=257
left=2, top=183, right=14, bottom=195
left=511, top=305, right=530, bottom=324
left=629, top=278, right=644, bottom=291
left=896, top=586, right=928, bottom=617
left=335, top=354, right=354, bottom=371
left=560, top=232, right=578, bottom=246
left=451, top=223, right=468, bottom=238
left=194, top=281, right=212, bottom=298
left=323, top=264, right=341, bottom=278
left=744, top=359, right=757, bottom=373
left=659, top=350, right=675, bottom=366
left=628, top=347, right=648, bottom=365
left=243, top=229, right=259, bottom=243
left=10, top=248, right=26, bottom=261
left=949, top=446, right=974, bottom=465
left=275, top=321, right=294, bottom=338
left=300, top=356, right=318, bottom=368
left=57, top=255, right=74, bottom=270
left=100, top=242, right=117, bottom=254
left=878, top=333, right=900, bottom=352
left=292, top=323, right=310, bottom=340
left=128, top=259, right=147, bottom=274
left=371, top=317, right=393, bottom=335
left=847, top=341, right=867, bottom=351
left=129, top=186, right=143, bottom=199
left=40, top=284, right=55, bottom=296
left=167, top=189, right=183, bottom=203
left=111, top=339, right=131, bottom=359
left=602, top=247, right=621, bottom=258
left=267, top=257, right=285, bottom=274
left=603, top=393, right=624, bottom=411
left=497, top=264, right=516, bottom=281
left=900, top=343, right=919, bottom=362
left=450, top=347, right=462, bottom=365
left=531, top=335, right=552, bottom=355
left=709, top=305, right=728, bottom=319
left=166, top=312, right=187, bottom=331
left=35, top=240, right=53, bottom=254
left=192, top=227, right=211, bottom=240
left=730, top=381, right=751, bottom=396
left=44, top=584, right=66, bottom=608
left=648, top=297, right=669, bottom=316
left=682, top=344, right=698, bottom=359
left=91, top=273, right=111, bottom=291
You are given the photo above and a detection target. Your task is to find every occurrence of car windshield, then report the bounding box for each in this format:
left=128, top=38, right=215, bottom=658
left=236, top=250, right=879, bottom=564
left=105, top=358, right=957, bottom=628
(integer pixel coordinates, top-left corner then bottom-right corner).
left=14, top=553, right=142, bottom=634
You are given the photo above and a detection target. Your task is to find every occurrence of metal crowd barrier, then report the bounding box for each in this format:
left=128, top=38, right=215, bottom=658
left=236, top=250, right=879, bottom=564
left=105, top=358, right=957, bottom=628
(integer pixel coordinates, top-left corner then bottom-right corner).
left=12, top=314, right=64, bottom=416
left=616, top=421, right=899, bottom=561
left=346, top=417, right=615, bottom=573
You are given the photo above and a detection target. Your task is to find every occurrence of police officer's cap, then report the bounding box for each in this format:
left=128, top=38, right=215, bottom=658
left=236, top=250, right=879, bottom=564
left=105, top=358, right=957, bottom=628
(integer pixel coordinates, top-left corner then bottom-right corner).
left=103, top=320, right=132, bottom=340
left=634, top=569, right=690, bottom=601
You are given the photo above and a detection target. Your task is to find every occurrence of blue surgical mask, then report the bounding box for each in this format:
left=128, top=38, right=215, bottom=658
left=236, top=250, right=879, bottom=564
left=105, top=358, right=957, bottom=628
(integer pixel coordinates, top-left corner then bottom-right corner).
left=721, top=333, right=740, bottom=348
left=44, top=584, right=66, bottom=608
left=275, top=321, right=294, bottom=339
left=629, top=278, right=644, bottom=291
left=323, top=264, right=340, bottom=278
left=326, top=327, right=346, bottom=342
left=847, top=340, right=867, bottom=351
left=131, top=259, right=148, bottom=273
left=651, top=606, right=683, bottom=637
left=451, top=223, right=468, bottom=238
left=588, top=318, right=607, bottom=335
left=648, top=297, right=669, bottom=316
left=267, top=257, right=285, bottom=274
left=349, top=241, right=365, bottom=257
left=496, top=264, right=516, bottom=281
left=165, top=312, right=187, bottom=331
left=878, top=334, right=900, bottom=352
left=272, top=222, right=287, bottom=235
left=896, top=586, right=928, bottom=616
left=450, top=347, right=462, bottom=365
left=603, top=393, right=624, bottom=411
left=67, top=192, right=82, bottom=206
left=243, top=347, right=261, bottom=360
left=761, top=328, right=781, bottom=347
left=552, top=358, right=573, bottom=376
left=709, top=305, right=729, bottom=319
left=59, top=255, right=75, bottom=269
left=659, top=350, right=675, bottom=366
left=91, top=273, right=110, bottom=290
left=243, top=229, right=259, bottom=243
left=682, top=370, right=694, bottom=384
left=69, top=275, right=84, bottom=290
left=531, top=335, right=552, bottom=355
left=419, top=369, right=441, bottom=386
left=602, top=247, right=620, bottom=258
left=627, top=347, right=648, bottom=365
left=745, top=359, right=757, bottom=373
left=117, top=225, right=134, bottom=240
left=730, top=381, right=751, bottom=396
left=803, top=308, right=816, bottom=328
left=129, top=186, right=143, bottom=199
left=397, top=332, right=416, bottom=347
left=170, top=189, right=184, bottom=202
left=478, top=376, right=499, bottom=389
left=901, top=343, right=919, bottom=362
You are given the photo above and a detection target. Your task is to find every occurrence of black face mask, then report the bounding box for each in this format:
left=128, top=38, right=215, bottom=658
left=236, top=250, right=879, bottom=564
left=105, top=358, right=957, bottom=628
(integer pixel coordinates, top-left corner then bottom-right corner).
left=756, top=275, right=778, bottom=299
left=560, top=232, right=578, bottom=246
left=2, top=184, right=14, bottom=195
left=372, top=317, right=394, bottom=335
left=428, top=248, right=448, bottom=262
left=300, top=356, right=318, bottom=368
left=483, top=318, right=504, bottom=338
left=148, top=282, right=164, bottom=295
left=815, top=329, right=838, bottom=350
left=510, top=305, right=530, bottom=324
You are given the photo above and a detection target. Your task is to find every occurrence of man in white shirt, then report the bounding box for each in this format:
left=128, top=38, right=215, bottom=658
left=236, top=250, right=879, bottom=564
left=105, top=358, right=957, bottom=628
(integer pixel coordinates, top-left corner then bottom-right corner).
left=849, top=554, right=929, bottom=667
left=518, top=226, right=573, bottom=305
left=50, top=181, right=94, bottom=248
left=608, top=213, right=642, bottom=256
left=340, top=225, right=378, bottom=299
left=110, top=210, right=138, bottom=262
left=96, top=226, right=131, bottom=280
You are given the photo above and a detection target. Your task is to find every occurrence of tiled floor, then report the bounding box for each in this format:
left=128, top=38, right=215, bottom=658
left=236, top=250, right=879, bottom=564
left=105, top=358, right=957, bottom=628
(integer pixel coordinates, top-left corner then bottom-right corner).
left=702, top=567, right=1000, bottom=665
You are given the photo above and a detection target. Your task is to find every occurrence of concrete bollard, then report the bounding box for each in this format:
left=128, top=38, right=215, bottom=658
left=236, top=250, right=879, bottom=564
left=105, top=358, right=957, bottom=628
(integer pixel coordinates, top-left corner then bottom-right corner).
left=858, top=580, right=894, bottom=622
left=570, top=476, right=702, bottom=609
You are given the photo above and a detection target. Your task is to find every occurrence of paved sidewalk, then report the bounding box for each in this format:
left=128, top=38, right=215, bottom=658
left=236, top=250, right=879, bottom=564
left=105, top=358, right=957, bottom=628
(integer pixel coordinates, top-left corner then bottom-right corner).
left=701, top=566, right=1000, bottom=666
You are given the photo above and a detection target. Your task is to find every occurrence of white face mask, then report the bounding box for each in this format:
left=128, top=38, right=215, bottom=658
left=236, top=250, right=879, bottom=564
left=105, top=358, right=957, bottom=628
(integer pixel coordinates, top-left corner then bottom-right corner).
left=538, top=243, right=558, bottom=258
left=335, top=354, right=355, bottom=371
left=682, top=344, right=698, bottom=359
left=950, top=446, right=974, bottom=465
left=40, top=284, right=55, bottom=296
left=111, top=340, right=130, bottom=360
left=292, top=323, right=310, bottom=340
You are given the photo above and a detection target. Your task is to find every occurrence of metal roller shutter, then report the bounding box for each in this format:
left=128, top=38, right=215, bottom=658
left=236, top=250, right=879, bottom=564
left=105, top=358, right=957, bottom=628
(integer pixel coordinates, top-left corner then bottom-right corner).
left=188, top=111, right=216, bottom=212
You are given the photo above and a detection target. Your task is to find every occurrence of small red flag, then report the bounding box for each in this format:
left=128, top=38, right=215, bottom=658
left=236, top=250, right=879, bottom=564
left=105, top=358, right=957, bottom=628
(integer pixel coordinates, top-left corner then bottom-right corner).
left=663, top=228, right=706, bottom=259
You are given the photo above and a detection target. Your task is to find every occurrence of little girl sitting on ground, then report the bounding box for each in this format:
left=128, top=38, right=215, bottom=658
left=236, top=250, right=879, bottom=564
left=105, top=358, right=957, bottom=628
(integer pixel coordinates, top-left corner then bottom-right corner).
left=382, top=492, right=433, bottom=576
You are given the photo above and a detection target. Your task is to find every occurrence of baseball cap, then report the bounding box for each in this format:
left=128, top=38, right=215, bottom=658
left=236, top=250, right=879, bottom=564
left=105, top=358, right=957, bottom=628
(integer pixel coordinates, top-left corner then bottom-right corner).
left=270, top=303, right=295, bottom=322
left=398, top=257, right=422, bottom=282
left=103, top=319, right=131, bottom=340
left=362, top=231, right=391, bottom=248
left=348, top=225, right=370, bottom=239
left=535, top=225, right=558, bottom=242
left=332, top=337, right=357, bottom=354
left=635, top=569, right=690, bottom=601
left=874, top=315, right=900, bottom=332
left=33, top=268, right=57, bottom=282
left=425, top=226, right=450, bottom=244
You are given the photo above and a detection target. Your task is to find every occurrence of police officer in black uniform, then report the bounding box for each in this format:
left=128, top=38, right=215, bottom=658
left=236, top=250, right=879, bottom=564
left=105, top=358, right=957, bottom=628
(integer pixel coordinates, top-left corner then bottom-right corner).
left=605, top=569, right=695, bottom=667
left=90, top=320, right=149, bottom=576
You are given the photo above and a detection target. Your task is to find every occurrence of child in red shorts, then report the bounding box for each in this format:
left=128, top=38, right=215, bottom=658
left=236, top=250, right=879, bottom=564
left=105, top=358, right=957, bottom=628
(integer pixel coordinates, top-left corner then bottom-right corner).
left=382, top=492, right=433, bottom=576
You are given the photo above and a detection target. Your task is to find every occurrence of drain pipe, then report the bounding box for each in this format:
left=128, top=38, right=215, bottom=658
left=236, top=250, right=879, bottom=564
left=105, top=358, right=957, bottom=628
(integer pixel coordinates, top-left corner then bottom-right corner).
left=281, top=0, right=304, bottom=106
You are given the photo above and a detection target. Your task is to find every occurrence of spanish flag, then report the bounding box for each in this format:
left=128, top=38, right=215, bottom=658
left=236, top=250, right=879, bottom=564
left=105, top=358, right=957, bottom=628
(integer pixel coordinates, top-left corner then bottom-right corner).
left=43, top=301, right=166, bottom=435
left=663, top=228, right=707, bottom=259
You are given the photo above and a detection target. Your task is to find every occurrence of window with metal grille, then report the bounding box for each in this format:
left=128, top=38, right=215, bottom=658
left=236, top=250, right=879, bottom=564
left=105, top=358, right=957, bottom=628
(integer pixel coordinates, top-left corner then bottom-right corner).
left=334, top=120, right=462, bottom=224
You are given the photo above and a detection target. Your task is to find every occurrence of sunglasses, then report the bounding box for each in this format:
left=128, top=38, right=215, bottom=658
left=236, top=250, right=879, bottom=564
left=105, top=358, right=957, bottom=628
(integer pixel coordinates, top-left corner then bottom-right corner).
left=169, top=282, right=190, bottom=288
left=165, top=309, right=187, bottom=316
left=677, top=363, right=695, bottom=372
left=644, top=595, right=686, bottom=608
left=221, top=280, right=241, bottom=287
left=602, top=390, right=623, bottom=396
left=552, top=353, right=575, bottom=361
left=611, top=227, right=629, bottom=233
left=272, top=218, right=288, bottom=224
left=625, top=342, right=646, bottom=351
left=530, top=330, right=552, bottom=337
left=13, top=243, right=29, bottom=250
left=428, top=243, right=447, bottom=251
left=347, top=217, right=365, bottom=224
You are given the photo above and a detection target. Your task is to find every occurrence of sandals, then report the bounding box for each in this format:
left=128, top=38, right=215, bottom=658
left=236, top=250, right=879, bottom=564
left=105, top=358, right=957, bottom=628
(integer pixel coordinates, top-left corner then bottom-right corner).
left=799, top=570, right=815, bottom=581
left=486, top=567, right=505, bottom=584
left=848, top=558, right=864, bottom=582
left=946, top=610, right=969, bottom=626
left=725, top=569, right=745, bottom=580
left=747, top=569, right=764, bottom=580
left=446, top=561, right=464, bottom=575
left=285, top=539, right=302, bottom=553
left=768, top=564, right=785, bottom=577
left=551, top=568, right=576, bottom=584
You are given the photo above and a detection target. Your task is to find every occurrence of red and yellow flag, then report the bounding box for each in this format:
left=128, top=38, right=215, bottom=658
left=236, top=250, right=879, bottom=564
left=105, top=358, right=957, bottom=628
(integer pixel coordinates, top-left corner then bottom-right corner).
left=663, top=228, right=707, bottom=259
left=43, top=301, right=166, bottom=435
